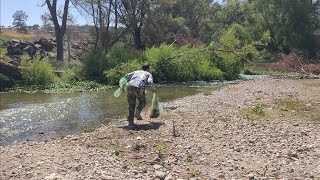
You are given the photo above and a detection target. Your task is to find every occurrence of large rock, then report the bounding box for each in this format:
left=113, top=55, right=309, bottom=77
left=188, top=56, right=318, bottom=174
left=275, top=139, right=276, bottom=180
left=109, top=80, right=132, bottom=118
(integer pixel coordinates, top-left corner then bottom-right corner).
left=23, top=45, right=37, bottom=58
left=35, top=37, right=55, bottom=51
left=0, top=60, right=22, bottom=80
left=7, top=44, right=23, bottom=56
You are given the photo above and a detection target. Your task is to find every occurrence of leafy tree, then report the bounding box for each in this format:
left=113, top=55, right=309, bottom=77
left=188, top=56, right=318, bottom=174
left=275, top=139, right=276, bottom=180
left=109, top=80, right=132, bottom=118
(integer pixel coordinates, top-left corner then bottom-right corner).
left=12, top=10, right=28, bottom=33
left=245, top=0, right=319, bottom=53
left=118, top=0, right=151, bottom=49
left=32, top=24, right=40, bottom=30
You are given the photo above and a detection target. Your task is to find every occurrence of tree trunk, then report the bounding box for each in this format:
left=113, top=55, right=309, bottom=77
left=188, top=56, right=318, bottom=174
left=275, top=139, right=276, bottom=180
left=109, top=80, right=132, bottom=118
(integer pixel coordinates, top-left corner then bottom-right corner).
left=67, top=34, right=71, bottom=62
left=56, top=35, right=64, bottom=61
left=46, top=0, right=70, bottom=61
left=0, top=60, right=22, bottom=80
left=133, top=27, right=145, bottom=49
left=115, top=0, right=118, bottom=30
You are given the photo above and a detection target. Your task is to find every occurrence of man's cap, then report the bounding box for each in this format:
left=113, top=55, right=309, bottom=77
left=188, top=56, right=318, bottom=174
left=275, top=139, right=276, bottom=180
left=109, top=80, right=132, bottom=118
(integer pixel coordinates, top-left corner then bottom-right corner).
left=142, top=63, right=150, bottom=70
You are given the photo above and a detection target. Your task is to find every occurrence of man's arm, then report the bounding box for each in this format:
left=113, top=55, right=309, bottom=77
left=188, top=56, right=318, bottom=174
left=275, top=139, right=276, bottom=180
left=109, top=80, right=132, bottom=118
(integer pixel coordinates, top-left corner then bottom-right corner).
left=125, top=72, right=134, bottom=81
left=147, top=74, right=158, bottom=92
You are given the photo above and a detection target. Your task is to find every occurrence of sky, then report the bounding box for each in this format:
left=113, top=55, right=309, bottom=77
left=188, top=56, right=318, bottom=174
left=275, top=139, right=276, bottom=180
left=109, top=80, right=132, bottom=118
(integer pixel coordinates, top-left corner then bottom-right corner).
left=0, top=0, right=223, bottom=27
left=0, top=0, right=90, bottom=27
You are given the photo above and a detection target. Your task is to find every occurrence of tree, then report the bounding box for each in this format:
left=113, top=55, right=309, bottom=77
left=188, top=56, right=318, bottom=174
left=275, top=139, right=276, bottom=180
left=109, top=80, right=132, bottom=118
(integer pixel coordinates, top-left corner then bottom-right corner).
left=118, top=0, right=150, bottom=49
left=242, top=0, right=320, bottom=53
left=41, top=12, right=53, bottom=32
left=45, top=0, right=70, bottom=61
left=72, top=0, right=125, bottom=50
left=12, top=10, right=28, bottom=33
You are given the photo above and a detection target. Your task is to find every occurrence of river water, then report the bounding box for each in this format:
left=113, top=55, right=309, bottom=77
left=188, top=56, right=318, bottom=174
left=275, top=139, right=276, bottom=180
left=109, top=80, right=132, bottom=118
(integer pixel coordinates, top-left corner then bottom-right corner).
left=0, top=77, right=270, bottom=145
left=0, top=84, right=216, bottom=145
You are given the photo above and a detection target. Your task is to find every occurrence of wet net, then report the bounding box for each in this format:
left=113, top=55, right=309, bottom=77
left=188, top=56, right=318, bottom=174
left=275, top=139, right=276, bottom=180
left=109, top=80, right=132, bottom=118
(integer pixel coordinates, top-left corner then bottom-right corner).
left=149, top=93, right=165, bottom=118
left=114, top=77, right=128, bottom=97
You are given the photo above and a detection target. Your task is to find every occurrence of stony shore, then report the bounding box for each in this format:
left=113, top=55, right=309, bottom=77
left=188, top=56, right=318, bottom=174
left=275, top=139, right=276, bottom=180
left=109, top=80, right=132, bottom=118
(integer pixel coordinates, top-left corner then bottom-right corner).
left=1, top=79, right=320, bottom=180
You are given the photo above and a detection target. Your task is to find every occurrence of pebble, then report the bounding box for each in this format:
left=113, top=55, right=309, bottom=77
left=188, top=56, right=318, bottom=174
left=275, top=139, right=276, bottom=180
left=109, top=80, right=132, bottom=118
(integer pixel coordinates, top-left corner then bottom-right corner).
left=164, top=174, right=173, bottom=180
left=155, top=171, right=166, bottom=180
left=44, top=173, right=63, bottom=180
left=154, top=164, right=163, bottom=170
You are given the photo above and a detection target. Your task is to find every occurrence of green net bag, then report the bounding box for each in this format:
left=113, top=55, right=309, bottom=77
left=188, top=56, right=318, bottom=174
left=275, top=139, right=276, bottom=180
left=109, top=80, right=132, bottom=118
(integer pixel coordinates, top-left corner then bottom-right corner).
left=114, top=77, right=128, bottom=97
left=149, top=93, right=164, bottom=118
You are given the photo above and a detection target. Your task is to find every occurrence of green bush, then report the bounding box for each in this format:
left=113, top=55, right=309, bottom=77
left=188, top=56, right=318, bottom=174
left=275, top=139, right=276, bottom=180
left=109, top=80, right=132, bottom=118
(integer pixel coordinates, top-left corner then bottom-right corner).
left=0, top=48, right=10, bottom=62
left=104, top=59, right=141, bottom=85
left=82, top=43, right=144, bottom=82
left=145, top=44, right=223, bottom=82
left=20, top=54, right=57, bottom=86
left=104, top=44, right=225, bottom=85
left=145, top=44, right=177, bottom=82
left=60, top=62, right=84, bottom=83
left=0, top=73, right=14, bottom=90
left=85, top=40, right=264, bottom=85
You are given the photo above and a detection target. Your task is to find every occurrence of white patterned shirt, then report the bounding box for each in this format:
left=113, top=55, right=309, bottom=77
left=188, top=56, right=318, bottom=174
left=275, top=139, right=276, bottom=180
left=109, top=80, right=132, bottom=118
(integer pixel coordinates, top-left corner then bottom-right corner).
left=125, top=70, right=156, bottom=89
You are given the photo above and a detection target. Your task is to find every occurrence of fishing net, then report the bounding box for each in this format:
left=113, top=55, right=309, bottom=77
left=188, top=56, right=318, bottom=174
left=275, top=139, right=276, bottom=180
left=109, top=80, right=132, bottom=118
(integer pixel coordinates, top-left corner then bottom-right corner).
left=114, top=77, right=128, bottom=97
left=149, top=93, right=165, bottom=118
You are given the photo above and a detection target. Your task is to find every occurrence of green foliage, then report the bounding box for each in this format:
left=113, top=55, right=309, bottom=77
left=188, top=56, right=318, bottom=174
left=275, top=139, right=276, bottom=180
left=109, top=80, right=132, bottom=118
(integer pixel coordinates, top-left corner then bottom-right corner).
left=189, top=170, right=201, bottom=177
left=252, top=103, right=265, bottom=116
left=210, top=50, right=241, bottom=80
left=241, top=0, right=319, bottom=52
left=60, top=65, right=84, bottom=83
left=79, top=121, right=100, bottom=133
left=0, top=73, right=14, bottom=90
left=277, top=98, right=306, bottom=111
left=0, top=48, right=10, bottom=62
left=83, top=43, right=144, bottom=82
left=12, top=10, right=28, bottom=34
left=242, top=67, right=257, bottom=75
left=20, top=54, right=57, bottom=86
left=147, top=44, right=178, bottom=82
left=155, top=144, right=165, bottom=158
left=97, top=42, right=262, bottom=84
left=104, top=60, right=141, bottom=85
left=11, top=81, right=107, bottom=93
left=146, top=44, right=223, bottom=82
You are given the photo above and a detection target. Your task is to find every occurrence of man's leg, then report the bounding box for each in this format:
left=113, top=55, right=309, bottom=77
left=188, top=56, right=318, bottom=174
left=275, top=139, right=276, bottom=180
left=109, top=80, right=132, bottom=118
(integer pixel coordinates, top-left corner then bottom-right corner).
left=127, top=87, right=136, bottom=128
left=135, top=89, right=146, bottom=120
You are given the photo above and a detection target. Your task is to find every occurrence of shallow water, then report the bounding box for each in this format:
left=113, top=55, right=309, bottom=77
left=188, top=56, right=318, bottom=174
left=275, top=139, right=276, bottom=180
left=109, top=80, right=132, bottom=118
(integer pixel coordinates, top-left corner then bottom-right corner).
left=0, top=85, right=215, bottom=144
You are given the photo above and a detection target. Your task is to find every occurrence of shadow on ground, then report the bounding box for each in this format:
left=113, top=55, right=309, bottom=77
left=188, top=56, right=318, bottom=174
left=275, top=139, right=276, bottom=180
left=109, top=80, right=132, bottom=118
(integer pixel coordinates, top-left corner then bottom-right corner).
left=120, top=122, right=164, bottom=131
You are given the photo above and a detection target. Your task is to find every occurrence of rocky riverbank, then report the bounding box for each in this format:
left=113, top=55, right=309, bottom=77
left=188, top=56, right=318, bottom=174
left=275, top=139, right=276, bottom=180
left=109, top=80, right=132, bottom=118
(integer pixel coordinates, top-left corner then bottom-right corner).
left=1, top=79, right=320, bottom=179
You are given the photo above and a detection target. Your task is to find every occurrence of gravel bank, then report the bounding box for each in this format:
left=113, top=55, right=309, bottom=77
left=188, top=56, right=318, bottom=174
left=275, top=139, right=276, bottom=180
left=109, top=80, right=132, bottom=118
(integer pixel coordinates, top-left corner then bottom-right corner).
left=1, top=79, right=320, bottom=180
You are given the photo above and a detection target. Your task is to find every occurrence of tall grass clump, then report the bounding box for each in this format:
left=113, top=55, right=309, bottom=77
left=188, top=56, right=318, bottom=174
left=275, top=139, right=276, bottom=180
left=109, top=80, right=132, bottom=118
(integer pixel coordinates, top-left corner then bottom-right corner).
left=20, top=54, right=57, bottom=86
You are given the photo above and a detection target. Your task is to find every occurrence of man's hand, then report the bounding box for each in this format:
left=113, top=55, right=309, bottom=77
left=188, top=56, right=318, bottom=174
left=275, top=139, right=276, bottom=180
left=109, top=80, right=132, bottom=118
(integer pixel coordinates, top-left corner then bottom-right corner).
left=153, top=88, right=159, bottom=94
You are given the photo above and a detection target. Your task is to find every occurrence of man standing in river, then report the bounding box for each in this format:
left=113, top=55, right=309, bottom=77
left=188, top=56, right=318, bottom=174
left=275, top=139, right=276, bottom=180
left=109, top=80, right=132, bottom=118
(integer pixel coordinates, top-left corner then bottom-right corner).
left=125, top=63, right=158, bottom=129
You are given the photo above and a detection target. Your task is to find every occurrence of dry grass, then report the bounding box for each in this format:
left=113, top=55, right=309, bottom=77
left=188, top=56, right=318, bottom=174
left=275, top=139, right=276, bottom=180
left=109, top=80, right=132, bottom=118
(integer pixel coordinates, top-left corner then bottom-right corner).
left=276, top=98, right=307, bottom=111
left=253, top=51, right=320, bottom=75
left=0, top=29, right=53, bottom=41
left=241, top=97, right=320, bottom=123
left=0, top=29, right=35, bottom=40
left=240, top=103, right=271, bottom=121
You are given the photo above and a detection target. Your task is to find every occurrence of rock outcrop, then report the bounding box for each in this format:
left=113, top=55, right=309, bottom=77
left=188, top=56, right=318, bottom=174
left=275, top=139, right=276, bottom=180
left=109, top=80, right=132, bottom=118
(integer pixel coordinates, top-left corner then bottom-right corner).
left=0, top=60, right=22, bottom=80
left=4, top=37, right=92, bottom=66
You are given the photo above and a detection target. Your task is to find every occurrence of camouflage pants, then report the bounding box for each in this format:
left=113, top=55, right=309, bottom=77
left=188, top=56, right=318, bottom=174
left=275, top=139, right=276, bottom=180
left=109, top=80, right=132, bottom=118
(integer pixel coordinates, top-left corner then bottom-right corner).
left=127, top=86, right=146, bottom=122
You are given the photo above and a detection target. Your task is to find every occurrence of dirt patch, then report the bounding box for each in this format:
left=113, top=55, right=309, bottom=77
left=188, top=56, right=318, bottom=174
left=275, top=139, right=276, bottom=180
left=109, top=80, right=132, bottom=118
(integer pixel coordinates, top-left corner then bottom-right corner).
left=1, top=79, right=320, bottom=179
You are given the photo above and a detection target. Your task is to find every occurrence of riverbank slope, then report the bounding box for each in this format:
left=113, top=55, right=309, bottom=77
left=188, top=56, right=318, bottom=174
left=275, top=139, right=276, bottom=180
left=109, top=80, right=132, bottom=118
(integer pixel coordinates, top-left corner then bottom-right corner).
left=1, top=79, right=320, bottom=179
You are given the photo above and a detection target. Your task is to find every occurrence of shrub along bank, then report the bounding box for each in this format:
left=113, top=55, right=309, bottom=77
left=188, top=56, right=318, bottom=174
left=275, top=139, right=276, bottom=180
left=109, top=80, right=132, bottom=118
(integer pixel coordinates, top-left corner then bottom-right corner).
left=91, top=43, right=265, bottom=85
